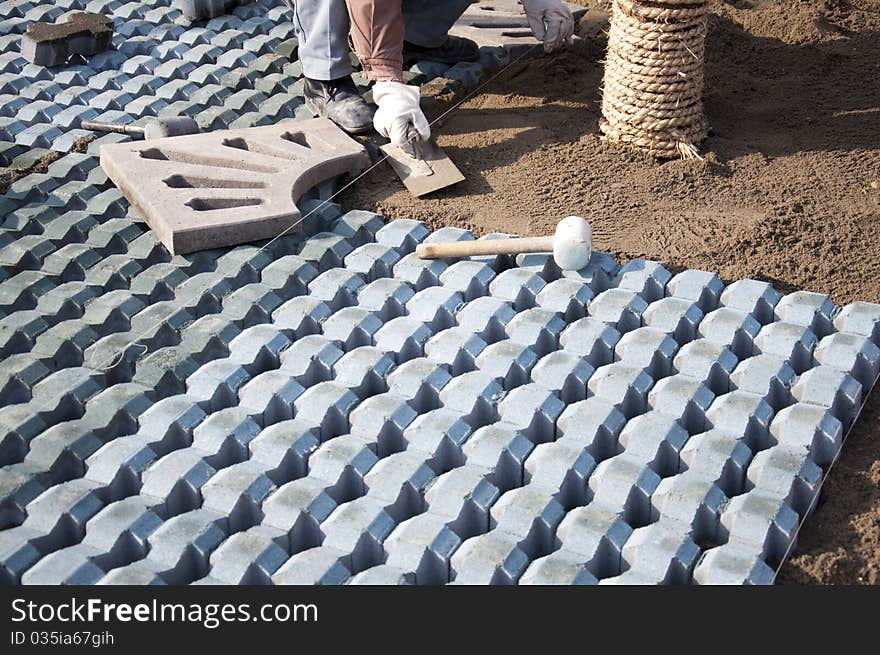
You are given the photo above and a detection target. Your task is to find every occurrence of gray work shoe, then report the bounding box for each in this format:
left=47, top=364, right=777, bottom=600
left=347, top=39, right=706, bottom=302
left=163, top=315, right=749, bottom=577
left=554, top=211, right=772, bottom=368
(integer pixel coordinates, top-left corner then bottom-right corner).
left=403, top=35, right=480, bottom=65
left=304, top=76, right=375, bottom=135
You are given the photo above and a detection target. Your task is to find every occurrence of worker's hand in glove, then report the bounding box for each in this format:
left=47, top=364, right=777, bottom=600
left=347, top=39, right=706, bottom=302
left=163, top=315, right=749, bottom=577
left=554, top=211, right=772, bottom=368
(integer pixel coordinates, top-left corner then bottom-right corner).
left=373, top=81, right=431, bottom=158
left=521, top=0, right=575, bottom=53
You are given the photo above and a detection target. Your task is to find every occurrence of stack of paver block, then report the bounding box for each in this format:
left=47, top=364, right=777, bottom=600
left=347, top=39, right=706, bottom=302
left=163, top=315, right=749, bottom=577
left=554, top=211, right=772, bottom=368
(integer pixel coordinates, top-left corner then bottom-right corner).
left=2, top=0, right=880, bottom=586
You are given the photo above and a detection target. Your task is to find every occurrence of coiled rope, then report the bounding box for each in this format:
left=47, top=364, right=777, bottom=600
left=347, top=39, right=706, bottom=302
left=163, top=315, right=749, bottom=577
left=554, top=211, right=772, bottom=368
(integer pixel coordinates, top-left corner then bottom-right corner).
left=600, top=0, right=710, bottom=159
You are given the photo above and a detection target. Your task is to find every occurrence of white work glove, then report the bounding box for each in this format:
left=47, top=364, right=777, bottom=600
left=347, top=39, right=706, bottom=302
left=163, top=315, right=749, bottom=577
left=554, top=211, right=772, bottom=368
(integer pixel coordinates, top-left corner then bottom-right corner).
left=373, top=81, right=431, bottom=156
left=521, top=0, right=575, bottom=53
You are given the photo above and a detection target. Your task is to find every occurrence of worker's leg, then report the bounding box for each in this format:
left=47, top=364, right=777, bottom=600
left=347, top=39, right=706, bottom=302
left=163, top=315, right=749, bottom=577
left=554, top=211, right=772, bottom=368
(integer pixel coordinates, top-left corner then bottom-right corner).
left=285, top=0, right=353, bottom=81
left=283, top=0, right=373, bottom=134
left=402, top=0, right=478, bottom=62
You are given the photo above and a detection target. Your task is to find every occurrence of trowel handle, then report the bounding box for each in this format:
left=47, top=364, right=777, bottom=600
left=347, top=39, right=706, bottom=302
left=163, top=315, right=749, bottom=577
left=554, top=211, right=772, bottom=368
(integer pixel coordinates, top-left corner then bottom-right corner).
left=416, top=236, right=555, bottom=260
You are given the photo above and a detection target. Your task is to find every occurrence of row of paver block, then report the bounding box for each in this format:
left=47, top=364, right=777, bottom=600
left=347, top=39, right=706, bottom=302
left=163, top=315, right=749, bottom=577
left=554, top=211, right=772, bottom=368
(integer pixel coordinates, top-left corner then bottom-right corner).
left=2, top=143, right=879, bottom=585
left=0, top=0, right=495, bottom=156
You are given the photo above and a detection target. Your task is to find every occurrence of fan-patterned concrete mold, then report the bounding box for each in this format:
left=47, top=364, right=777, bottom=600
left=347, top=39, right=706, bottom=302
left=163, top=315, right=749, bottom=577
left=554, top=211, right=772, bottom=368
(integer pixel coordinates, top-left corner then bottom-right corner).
left=98, top=118, right=369, bottom=254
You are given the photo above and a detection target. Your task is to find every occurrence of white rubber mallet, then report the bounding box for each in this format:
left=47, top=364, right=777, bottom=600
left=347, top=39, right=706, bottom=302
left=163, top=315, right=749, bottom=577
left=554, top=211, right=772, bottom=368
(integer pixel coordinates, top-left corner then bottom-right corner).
left=415, top=215, right=593, bottom=271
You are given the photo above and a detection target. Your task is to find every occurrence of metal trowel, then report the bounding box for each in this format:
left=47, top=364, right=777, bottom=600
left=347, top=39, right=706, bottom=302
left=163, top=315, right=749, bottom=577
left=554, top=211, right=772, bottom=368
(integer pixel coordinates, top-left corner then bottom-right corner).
left=380, top=126, right=465, bottom=197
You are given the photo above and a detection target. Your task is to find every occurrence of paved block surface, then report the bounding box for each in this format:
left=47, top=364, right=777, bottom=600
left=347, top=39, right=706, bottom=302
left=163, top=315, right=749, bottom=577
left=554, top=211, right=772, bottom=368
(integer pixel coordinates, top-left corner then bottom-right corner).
left=1, top=1, right=878, bottom=587
left=100, top=118, right=369, bottom=254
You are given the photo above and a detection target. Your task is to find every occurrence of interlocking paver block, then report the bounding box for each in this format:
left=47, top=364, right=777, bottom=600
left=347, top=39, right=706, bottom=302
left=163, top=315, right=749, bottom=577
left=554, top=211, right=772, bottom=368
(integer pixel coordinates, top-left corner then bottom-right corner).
left=774, top=291, right=837, bottom=338
left=462, top=423, right=532, bottom=492
left=374, top=316, right=433, bottom=363
left=531, top=350, right=594, bottom=403
left=618, top=412, right=689, bottom=476
left=693, top=542, right=775, bottom=585
left=386, top=358, right=451, bottom=411
left=350, top=393, right=417, bottom=456
left=505, top=308, right=566, bottom=356
left=322, top=307, right=383, bottom=350
left=729, top=354, right=795, bottom=410
left=588, top=453, right=661, bottom=527
left=441, top=260, right=496, bottom=301
left=746, top=444, right=822, bottom=517
left=643, top=297, right=703, bottom=344
left=705, top=391, right=774, bottom=452
left=201, top=460, right=275, bottom=532
left=833, top=301, right=880, bottom=345
left=719, top=489, right=799, bottom=565
left=21, top=12, right=113, bottom=67
left=553, top=504, right=632, bottom=578
left=647, top=374, right=714, bottom=434
left=383, top=513, right=460, bottom=584
left=205, top=525, right=288, bottom=584
left=271, top=546, right=350, bottom=585
left=524, top=439, right=595, bottom=508
left=813, top=332, right=880, bottom=390
left=393, top=252, right=446, bottom=290
left=424, top=326, right=486, bottom=375
left=535, top=277, right=593, bottom=321
left=698, top=307, right=762, bottom=359
left=403, top=409, right=472, bottom=471
left=559, top=317, right=620, bottom=366
left=455, top=297, right=515, bottom=344
left=721, top=279, right=781, bottom=325
left=753, top=321, right=817, bottom=374
left=614, top=259, right=671, bottom=302
left=333, top=346, right=395, bottom=397
left=615, top=326, right=679, bottom=379
left=614, top=521, right=702, bottom=584
left=673, top=340, right=738, bottom=395
left=666, top=269, right=724, bottom=311
left=790, top=365, right=861, bottom=429
left=100, top=118, right=369, bottom=254
left=260, top=476, right=335, bottom=552
left=439, top=370, right=505, bottom=426
left=375, top=219, right=429, bottom=255
left=475, top=340, right=538, bottom=390
left=294, top=382, right=360, bottom=439
left=588, top=362, right=654, bottom=419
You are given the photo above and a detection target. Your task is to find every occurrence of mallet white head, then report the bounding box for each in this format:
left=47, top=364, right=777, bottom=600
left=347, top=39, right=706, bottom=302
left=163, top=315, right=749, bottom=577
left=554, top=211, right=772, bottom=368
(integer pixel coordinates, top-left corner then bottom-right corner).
left=552, top=215, right=592, bottom=271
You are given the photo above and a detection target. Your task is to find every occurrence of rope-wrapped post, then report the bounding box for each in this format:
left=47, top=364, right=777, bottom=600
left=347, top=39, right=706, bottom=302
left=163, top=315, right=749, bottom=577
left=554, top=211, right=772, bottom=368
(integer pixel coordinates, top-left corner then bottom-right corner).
left=600, top=0, right=710, bottom=159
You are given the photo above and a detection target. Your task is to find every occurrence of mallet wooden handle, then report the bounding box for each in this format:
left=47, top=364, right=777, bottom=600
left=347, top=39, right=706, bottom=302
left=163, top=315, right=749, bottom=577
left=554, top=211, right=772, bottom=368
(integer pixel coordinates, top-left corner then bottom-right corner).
left=416, top=236, right=555, bottom=260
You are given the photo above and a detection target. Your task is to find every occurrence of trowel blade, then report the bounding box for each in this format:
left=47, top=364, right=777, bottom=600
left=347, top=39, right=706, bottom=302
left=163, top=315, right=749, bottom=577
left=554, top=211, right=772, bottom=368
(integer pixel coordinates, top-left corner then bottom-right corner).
left=380, top=138, right=465, bottom=197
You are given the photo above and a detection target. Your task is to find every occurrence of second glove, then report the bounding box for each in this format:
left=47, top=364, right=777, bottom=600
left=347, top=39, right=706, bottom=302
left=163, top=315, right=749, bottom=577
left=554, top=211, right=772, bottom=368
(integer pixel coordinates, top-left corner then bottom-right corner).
left=373, top=81, right=431, bottom=155
left=521, top=0, right=575, bottom=53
